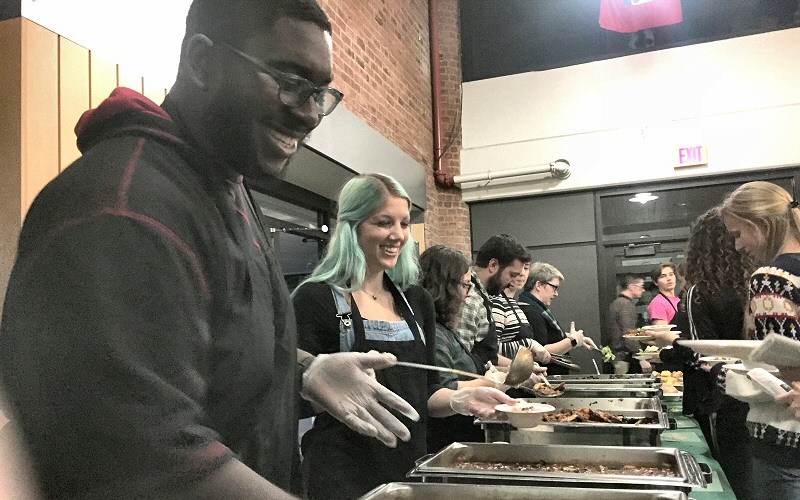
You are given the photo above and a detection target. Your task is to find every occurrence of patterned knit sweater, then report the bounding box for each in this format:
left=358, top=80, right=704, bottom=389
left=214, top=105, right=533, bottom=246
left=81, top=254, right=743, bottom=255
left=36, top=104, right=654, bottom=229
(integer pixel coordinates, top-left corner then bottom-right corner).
left=726, top=253, right=800, bottom=465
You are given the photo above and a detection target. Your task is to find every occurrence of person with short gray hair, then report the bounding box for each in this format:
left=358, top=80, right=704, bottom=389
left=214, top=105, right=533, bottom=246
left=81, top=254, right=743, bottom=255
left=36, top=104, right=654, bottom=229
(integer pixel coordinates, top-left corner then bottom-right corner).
left=518, top=262, right=597, bottom=375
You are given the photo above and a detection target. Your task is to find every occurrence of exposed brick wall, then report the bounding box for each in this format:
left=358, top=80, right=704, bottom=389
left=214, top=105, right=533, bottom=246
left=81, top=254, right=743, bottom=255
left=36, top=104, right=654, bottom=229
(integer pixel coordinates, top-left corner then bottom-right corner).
left=425, top=0, right=471, bottom=256
left=319, top=0, right=472, bottom=256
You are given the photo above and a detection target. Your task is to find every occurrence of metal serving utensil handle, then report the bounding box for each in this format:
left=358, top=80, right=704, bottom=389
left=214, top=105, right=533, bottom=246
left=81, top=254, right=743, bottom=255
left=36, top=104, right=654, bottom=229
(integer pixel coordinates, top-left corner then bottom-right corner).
left=393, top=361, right=484, bottom=380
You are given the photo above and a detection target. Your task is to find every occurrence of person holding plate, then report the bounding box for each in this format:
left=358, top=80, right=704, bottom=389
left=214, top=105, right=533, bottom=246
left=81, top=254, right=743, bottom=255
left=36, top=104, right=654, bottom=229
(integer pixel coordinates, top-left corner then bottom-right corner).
left=658, top=208, right=755, bottom=500
left=719, top=181, right=800, bottom=499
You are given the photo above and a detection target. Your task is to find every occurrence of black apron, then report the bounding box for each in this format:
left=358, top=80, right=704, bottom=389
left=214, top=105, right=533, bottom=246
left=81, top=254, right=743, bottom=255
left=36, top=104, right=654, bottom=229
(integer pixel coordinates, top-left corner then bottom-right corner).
left=427, top=326, right=486, bottom=452
left=471, top=275, right=500, bottom=366
left=303, top=278, right=429, bottom=500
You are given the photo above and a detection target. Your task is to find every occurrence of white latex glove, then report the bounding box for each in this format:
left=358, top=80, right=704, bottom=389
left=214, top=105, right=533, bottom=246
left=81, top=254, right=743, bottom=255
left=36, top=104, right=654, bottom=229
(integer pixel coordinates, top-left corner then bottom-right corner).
left=300, top=351, right=419, bottom=448
left=568, top=322, right=597, bottom=350
left=449, top=386, right=515, bottom=419
left=519, top=362, right=549, bottom=387
left=526, top=339, right=551, bottom=364
left=482, top=362, right=511, bottom=391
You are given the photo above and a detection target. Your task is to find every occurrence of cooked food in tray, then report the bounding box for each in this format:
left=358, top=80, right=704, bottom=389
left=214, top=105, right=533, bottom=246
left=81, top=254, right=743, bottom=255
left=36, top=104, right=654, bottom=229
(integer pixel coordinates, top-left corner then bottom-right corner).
left=453, top=459, right=677, bottom=477
left=532, top=382, right=565, bottom=397
left=541, top=407, right=656, bottom=425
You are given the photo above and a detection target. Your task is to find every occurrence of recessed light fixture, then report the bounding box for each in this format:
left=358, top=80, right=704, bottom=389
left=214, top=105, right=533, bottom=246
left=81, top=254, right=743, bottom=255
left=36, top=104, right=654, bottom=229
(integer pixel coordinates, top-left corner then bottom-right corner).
left=629, top=192, right=659, bottom=204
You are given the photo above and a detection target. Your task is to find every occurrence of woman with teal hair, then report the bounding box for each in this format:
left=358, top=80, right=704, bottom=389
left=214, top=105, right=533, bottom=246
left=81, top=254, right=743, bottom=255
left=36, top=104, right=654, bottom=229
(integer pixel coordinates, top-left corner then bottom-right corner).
left=292, top=173, right=512, bottom=499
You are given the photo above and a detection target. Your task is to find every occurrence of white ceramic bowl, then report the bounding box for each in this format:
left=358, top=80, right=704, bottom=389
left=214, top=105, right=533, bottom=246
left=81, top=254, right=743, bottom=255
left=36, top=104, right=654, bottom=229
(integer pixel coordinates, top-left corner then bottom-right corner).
left=495, top=401, right=556, bottom=428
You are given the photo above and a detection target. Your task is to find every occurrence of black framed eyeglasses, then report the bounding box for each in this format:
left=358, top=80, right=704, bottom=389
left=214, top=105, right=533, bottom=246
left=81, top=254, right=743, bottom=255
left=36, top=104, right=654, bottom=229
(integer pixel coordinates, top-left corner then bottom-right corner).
left=544, top=282, right=559, bottom=292
left=459, top=281, right=474, bottom=293
left=216, top=40, right=344, bottom=116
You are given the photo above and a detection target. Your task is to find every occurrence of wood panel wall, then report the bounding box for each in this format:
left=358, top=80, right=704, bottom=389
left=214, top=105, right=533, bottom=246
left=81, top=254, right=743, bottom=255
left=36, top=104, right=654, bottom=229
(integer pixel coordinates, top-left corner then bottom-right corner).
left=0, top=16, right=169, bottom=311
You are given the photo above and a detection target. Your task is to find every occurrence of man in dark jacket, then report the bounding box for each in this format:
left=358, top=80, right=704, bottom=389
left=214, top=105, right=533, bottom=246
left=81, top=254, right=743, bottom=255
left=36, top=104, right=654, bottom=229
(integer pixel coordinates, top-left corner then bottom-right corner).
left=0, top=1, right=416, bottom=498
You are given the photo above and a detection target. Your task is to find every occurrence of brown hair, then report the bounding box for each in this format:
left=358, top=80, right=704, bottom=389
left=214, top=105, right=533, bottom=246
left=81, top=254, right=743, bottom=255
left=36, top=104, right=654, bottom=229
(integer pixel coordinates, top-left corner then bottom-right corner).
left=419, top=245, right=472, bottom=329
left=682, top=208, right=755, bottom=296
left=650, top=262, right=676, bottom=283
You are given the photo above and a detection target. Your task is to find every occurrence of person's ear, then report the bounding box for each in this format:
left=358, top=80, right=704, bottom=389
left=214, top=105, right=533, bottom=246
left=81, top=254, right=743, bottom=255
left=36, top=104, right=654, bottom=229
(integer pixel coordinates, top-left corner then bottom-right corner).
left=488, top=258, right=499, bottom=274
left=183, top=33, right=216, bottom=90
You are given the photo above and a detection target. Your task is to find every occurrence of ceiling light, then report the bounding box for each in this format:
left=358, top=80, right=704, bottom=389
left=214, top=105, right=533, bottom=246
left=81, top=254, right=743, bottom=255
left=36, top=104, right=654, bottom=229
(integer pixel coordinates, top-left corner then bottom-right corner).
left=629, top=193, right=659, bottom=204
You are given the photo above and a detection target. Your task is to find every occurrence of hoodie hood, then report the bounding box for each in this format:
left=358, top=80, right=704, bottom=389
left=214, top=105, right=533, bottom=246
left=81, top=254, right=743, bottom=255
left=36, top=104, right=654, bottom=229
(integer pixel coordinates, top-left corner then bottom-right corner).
left=75, top=87, right=180, bottom=154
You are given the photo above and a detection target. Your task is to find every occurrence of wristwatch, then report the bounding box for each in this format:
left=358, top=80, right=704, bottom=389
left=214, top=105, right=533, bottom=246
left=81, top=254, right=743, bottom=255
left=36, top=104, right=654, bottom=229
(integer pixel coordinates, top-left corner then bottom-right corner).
left=568, top=335, right=578, bottom=347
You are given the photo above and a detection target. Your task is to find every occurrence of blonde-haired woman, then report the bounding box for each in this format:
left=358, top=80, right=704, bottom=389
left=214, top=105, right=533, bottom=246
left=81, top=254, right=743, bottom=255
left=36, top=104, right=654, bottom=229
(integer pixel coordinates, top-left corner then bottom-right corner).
left=719, top=181, right=800, bottom=499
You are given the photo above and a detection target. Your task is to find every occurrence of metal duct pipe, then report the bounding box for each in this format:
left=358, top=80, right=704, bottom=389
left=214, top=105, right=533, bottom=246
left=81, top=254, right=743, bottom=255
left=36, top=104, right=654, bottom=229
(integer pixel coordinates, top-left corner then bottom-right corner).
left=453, top=159, right=571, bottom=184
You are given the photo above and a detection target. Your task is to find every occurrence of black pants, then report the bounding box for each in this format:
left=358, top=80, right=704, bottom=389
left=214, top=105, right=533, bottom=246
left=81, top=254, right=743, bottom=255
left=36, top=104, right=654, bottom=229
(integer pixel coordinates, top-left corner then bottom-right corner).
left=696, top=402, right=753, bottom=500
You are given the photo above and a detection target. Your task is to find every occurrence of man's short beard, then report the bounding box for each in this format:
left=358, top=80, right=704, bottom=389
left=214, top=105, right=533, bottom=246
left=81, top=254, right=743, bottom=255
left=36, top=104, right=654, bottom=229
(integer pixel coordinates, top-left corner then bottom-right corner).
left=485, top=271, right=505, bottom=296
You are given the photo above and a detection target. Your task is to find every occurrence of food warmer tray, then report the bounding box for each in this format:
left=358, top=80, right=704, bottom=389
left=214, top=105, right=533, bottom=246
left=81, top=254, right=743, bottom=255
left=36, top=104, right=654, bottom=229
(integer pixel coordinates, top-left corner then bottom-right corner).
left=478, top=406, right=673, bottom=446
left=560, top=384, right=662, bottom=399
left=549, top=373, right=660, bottom=387
left=407, top=443, right=710, bottom=493
left=359, top=482, right=690, bottom=500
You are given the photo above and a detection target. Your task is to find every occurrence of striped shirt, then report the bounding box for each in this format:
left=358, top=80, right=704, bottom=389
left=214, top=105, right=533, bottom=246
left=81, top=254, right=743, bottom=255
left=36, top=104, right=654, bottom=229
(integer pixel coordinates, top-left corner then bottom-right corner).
left=491, top=294, right=537, bottom=359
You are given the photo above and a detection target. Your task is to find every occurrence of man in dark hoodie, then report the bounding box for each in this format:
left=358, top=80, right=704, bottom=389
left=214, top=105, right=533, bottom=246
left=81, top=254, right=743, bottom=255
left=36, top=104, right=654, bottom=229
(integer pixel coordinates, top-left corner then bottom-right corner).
left=0, top=1, right=419, bottom=498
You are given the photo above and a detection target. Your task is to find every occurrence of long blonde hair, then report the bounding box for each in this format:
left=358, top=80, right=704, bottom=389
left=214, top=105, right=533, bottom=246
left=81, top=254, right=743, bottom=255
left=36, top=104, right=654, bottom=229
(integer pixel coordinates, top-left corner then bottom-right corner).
left=719, top=181, right=800, bottom=262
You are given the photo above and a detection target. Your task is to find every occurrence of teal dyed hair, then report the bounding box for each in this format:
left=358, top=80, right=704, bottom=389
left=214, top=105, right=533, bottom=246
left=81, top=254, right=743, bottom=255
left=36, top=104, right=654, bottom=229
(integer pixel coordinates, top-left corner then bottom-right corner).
left=296, top=173, right=419, bottom=294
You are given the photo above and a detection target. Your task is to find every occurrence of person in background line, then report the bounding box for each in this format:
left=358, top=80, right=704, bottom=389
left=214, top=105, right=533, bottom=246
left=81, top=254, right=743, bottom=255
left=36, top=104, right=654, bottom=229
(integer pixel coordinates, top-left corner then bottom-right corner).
left=518, top=262, right=598, bottom=376
left=0, top=2, right=420, bottom=498
left=605, top=274, right=645, bottom=373
left=292, top=175, right=514, bottom=499
left=656, top=208, right=755, bottom=500
left=494, top=259, right=540, bottom=360
left=719, top=181, right=800, bottom=499
left=454, top=235, right=550, bottom=368
left=419, top=245, right=520, bottom=452
left=647, top=262, right=680, bottom=325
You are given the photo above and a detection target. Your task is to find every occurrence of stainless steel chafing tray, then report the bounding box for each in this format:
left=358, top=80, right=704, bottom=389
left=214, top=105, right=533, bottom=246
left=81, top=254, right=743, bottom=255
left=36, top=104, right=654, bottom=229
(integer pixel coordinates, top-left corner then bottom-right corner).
left=478, top=403, right=673, bottom=446
left=549, top=373, right=660, bottom=387
left=359, top=482, right=690, bottom=500
left=407, top=443, right=710, bottom=493
left=560, top=384, right=662, bottom=398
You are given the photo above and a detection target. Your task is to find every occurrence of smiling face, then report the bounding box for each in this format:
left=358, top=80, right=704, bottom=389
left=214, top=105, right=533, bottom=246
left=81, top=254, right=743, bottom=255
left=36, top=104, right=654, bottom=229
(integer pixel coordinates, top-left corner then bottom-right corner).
left=208, top=17, right=334, bottom=179
left=357, top=195, right=410, bottom=274
left=507, top=263, right=530, bottom=295
left=723, top=214, right=765, bottom=259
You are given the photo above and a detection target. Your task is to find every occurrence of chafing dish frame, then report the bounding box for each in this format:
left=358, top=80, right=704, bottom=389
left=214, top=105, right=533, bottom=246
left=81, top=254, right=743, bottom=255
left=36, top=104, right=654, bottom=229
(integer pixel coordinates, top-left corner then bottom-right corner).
left=408, top=443, right=710, bottom=493
left=359, top=482, right=690, bottom=500
left=479, top=405, right=673, bottom=446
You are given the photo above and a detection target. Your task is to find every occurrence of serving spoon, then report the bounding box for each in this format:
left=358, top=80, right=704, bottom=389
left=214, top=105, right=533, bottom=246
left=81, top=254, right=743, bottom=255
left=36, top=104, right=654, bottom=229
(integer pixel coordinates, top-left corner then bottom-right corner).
left=393, top=347, right=535, bottom=386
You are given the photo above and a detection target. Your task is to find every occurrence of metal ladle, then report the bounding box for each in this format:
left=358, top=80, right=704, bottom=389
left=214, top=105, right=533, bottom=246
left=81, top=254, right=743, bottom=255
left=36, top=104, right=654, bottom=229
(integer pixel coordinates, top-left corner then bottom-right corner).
left=393, top=347, right=535, bottom=386
left=504, top=346, right=535, bottom=386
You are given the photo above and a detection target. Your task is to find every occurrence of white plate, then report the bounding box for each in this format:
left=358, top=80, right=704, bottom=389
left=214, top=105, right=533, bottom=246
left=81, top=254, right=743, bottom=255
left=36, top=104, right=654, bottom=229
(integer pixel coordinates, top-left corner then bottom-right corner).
left=633, top=351, right=659, bottom=360
left=623, top=334, right=654, bottom=341
left=495, top=401, right=555, bottom=413
left=699, top=355, right=741, bottom=364
left=495, top=401, right=557, bottom=429
left=676, top=339, right=762, bottom=360
left=722, top=363, right=779, bottom=374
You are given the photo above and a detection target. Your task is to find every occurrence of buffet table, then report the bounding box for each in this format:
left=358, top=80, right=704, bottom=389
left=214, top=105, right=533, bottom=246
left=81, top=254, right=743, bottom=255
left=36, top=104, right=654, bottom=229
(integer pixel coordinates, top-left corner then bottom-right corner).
left=660, top=400, right=736, bottom=500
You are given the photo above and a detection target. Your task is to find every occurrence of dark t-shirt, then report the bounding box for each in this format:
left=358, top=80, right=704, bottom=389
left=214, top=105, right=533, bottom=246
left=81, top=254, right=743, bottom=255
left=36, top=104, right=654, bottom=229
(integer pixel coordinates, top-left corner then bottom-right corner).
left=0, top=94, right=299, bottom=497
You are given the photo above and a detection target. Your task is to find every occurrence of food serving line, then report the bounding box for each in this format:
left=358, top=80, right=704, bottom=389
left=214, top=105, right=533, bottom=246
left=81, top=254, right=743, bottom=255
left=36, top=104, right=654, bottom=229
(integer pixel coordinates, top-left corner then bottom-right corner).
left=358, top=372, right=738, bottom=499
